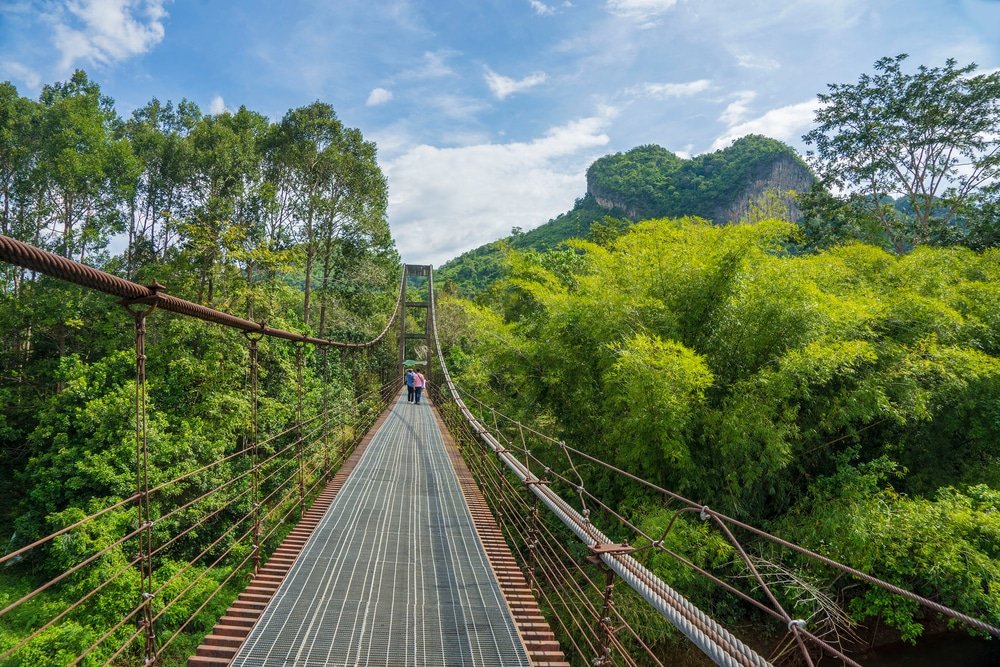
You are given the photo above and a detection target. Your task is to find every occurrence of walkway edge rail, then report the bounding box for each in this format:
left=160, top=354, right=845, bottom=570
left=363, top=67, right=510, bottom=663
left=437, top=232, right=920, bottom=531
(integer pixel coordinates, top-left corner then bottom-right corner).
left=0, top=233, right=401, bottom=348
left=427, top=268, right=773, bottom=667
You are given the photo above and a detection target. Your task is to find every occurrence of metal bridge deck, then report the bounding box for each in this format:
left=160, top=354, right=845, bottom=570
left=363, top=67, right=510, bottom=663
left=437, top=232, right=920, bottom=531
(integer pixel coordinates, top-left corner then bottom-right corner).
left=229, top=394, right=531, bottom=667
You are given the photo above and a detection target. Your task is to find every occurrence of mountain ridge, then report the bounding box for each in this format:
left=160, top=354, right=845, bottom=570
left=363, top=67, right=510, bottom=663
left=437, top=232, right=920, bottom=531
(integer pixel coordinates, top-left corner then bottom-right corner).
left=438, top=134, right=815, bottom=294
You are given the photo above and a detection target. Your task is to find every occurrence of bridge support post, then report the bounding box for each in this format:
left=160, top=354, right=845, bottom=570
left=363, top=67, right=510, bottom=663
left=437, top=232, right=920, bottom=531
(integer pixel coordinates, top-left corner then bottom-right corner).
left=525, top=494, right=539, bottom=594
left=586, top=543, right=632, bottom=667
left=593, top=566, right=616, bottom=666
left=245, top=332, right=264, bottom=575
left=295, top=344, right=306, bottom=517
left=121, top=289, right=161, bottom=665
left=322, top=347, right=331, bottom=476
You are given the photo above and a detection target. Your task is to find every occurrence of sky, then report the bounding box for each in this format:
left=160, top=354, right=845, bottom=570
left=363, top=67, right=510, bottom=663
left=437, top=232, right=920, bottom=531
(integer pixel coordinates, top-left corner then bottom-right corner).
left=2, top=0, right=1000, bottom=266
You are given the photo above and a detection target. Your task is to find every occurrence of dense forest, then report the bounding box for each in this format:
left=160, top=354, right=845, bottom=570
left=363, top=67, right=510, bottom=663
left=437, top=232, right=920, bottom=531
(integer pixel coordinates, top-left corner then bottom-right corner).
left=0, top=71, right=400, bottom=663
left=436, top=55, right=1000, bottom=658
left=1, top=52, right=999, bottom=666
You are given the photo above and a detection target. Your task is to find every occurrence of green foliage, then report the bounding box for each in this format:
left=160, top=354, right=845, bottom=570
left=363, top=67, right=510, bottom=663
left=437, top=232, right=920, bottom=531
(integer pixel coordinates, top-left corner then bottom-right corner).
left=781, top=461, right=1000, bottom=642
left=587, top=136, right=811, bottom=222
left=0, top=71, right=401, bottom=665
left=440, top=217, right=1000, bottom=639
left=803, top=54, right=1000, bottom=251
left=606, top=334, right=712, bottom=480
left=437, top=135, right=814, bottom=297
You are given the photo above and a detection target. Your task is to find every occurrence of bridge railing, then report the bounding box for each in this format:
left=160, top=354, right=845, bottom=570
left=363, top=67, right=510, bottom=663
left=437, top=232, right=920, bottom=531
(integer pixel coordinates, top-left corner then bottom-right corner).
left=0, top=234, right=403, bottom=665
left=426, top=268, right=1000, bottom=667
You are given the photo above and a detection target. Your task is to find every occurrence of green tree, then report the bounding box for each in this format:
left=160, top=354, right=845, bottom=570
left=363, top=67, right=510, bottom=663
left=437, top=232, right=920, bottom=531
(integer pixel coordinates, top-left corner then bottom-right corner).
left=803, top=55, right=1000, bottom=251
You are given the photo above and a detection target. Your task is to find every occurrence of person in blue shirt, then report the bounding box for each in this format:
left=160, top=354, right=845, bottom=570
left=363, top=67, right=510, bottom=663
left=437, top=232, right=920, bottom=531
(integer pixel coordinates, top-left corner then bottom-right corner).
left=404, top=368, right=415, bottom=403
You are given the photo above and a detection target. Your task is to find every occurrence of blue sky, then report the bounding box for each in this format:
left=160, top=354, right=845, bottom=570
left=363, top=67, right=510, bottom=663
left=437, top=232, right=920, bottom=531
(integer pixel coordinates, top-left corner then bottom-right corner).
left=2, top=0, right=999, bottom=265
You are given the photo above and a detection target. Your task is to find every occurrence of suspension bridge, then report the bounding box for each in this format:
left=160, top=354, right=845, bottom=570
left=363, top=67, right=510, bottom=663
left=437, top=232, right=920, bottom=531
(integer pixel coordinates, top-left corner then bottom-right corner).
left=0, top=236, right=997, bottom=667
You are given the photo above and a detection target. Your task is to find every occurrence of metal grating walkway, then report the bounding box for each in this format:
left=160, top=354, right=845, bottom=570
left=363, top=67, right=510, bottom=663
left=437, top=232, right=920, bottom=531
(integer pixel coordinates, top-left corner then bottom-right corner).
left=229, top=394, right=531, bottom=667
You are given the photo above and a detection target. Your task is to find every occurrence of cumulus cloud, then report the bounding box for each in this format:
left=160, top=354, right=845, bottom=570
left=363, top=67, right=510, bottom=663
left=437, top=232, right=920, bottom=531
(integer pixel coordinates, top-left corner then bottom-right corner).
left=484, top=67, right=548, bottom=100
left=50, top=0, right=168, bottom=71
left=208, top=95, right=227, bottom=115
left=606, top=0, right=678, bottom=25
left=383, top=111, right=616, bottom=266
left=366, top=87, right=393, bottom=106
left=711, top=99, right=819, bottom=150
left=0, top=61, right=42, bottom=90
left=718, top=90, right=756, bottom=126
left=629, top=79, right=711, bottom=99
left=529, top=0, right=555, bottom=15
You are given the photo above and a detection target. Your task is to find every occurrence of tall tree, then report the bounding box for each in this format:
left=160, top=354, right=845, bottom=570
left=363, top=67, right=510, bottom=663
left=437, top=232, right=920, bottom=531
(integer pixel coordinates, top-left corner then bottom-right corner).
left=0, top=82, right=40, bottom=293
left=184, top=106, right=269, bottom=305
left=122, top=98, right=199, bottom=272
left=802, top=55, right=1000, bottom=251
left=35, top=71, right=137, bottom=261
left=269, top=103, right=344, bottom=328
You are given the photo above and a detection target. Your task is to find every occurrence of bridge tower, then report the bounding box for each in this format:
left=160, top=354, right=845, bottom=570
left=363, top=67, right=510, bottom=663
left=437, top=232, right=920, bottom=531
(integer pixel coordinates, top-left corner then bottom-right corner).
left=399, top=264, right=434, bottom=384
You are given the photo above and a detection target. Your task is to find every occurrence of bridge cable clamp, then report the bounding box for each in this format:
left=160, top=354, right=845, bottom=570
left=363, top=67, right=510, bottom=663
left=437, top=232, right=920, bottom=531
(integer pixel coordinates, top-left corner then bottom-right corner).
left=699, top=505, right=711, bottom=521
left=788, top=619, right=806, bottom=631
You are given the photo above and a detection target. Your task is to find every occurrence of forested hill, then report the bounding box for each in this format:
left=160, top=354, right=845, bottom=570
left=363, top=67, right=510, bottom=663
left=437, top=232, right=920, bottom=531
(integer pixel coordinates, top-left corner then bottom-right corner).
left=437, top=134, right=814, bottom=294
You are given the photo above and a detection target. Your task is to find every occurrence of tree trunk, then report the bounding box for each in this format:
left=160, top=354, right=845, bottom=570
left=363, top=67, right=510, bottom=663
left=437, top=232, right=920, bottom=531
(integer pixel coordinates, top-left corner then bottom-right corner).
left=318, top=229, right=333, bottom=338
left=303, top=207, right=315, bottom=327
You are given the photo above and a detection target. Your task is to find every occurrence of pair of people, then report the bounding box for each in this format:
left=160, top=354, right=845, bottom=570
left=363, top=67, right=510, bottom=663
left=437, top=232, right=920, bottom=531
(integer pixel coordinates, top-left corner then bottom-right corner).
left=404, top=368, right=426, bottom=404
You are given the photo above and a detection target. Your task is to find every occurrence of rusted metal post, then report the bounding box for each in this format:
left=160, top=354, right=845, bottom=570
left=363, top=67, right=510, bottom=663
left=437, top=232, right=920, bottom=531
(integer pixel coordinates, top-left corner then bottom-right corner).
left=122, top=288, right=160, bottom=665
left=245, top=332, right=263, bottom=574
left=321, top=346, right=331, bottom=476
left=295, top=343, right=306, bottom=517
left=593, top=566, right=617, bottom=666
left=526, top=493, right=539, bottom=594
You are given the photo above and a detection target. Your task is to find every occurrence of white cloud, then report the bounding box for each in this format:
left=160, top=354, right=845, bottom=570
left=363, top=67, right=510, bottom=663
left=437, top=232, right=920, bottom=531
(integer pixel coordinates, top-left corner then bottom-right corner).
left=629, top=79, right=711, bottom=99
left=0, top=61, right=42, bottom=90
left=366, top=87, right=393, bottom=106
left=530, top=0, right=555, bottom=15
left=711, top=99, right=819, bottom=150
left=484, top=67, right=548, bottom=100
left=383, top=111, right=616, bottom=266
left=673, top=144, right=694, bottom=160
left=735, top=53, right=780, bottom=70
left=400, top=50, right=456, bottom=80
left=718, top=90, right=756, bottom=126
left=49, top=0, right=168, bottom=71
left=427, top=94, right=489, bottom=120
left=208, top=95, right=227, bottom=115
left=606, top=0, right=679, bottom=25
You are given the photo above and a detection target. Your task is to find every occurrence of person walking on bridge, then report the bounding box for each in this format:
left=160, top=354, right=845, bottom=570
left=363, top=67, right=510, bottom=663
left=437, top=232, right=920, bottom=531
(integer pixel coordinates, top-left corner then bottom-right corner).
left=405, top=368, right=415, bottom=403
left=413, top=369, right=426, bottom=404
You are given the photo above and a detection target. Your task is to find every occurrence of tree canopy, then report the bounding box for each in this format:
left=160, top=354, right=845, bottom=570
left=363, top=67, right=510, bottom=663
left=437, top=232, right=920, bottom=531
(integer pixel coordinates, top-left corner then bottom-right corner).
left=438, top=216, right=1000, bottom=645
left=803, top=54, right=1000, bottom=251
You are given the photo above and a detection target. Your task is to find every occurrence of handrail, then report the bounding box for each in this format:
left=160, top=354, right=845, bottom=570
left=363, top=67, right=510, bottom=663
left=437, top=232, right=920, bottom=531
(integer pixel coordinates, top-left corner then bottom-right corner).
left=427, top=267, right=773, bottom=667
left=0, top=233, right=402, bottom=348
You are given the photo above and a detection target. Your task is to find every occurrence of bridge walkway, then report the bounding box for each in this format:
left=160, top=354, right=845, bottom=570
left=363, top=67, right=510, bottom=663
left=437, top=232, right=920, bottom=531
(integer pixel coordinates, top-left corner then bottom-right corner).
left=190, top=391, right=566, bottom=667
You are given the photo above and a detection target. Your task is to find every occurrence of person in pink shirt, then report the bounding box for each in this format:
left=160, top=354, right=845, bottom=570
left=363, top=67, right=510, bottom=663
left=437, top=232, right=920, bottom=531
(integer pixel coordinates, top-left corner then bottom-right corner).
left=412, top=369, right=426, bottom=404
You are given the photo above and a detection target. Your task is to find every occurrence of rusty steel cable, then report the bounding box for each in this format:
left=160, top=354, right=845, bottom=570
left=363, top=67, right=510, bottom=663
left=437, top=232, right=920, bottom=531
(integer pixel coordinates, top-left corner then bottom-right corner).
left=466, top=405, right=851, bottom=662
left=154, top=543, right=258, bottom=659
left=0, top=492, right=140, bottom=566
left=430, top=275, right=774, bottom=667
left=480, top=445, right=664, bottom=667
left=440, top=386, right=664, bottom=667
left=0, top=523, right=145, bottom=618
left=0, top=233, right=403, bottom=348
left=0, top=551, right=143, bottom=663
left=0, top=236, right=404, bottom=665
left=456, top=381, right=1000, bottom=643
